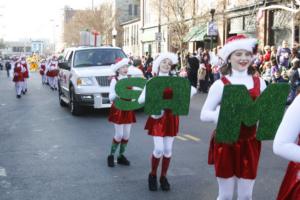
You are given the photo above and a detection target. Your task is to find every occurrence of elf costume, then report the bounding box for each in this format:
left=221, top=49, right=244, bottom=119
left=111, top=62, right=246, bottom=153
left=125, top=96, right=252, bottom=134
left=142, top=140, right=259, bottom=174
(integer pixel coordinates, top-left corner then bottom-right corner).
left=273, top=95, right=300, bottom=200
left=107, top=58, right=136, bottom=167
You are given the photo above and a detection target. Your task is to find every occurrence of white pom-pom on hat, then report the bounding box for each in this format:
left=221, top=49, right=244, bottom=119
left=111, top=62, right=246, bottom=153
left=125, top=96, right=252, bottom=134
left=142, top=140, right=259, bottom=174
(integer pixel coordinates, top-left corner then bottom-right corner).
left=111, top=58, right=130, bottom=72
left=152, top=52, right=178, bottom=74
left=218, top=34, right=257, bottom=63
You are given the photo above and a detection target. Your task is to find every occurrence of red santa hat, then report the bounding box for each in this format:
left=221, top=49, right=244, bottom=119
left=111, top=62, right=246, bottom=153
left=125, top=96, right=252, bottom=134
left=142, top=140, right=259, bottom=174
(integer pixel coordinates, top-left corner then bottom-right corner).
left=111, top=58, right=130, bottom=72
left=152, top=52, right=178, bottom=74
left=218, top=34, right=258, bottom=63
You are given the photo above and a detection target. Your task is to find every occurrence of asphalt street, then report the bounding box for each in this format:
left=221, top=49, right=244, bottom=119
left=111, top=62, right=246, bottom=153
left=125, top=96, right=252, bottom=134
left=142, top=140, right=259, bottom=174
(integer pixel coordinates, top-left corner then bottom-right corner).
left=0, top=70, right=288, bottom=200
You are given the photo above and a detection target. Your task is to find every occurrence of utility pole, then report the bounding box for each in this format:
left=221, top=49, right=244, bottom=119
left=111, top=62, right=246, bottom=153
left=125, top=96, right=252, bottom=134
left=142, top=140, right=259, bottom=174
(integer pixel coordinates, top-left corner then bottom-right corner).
left=291, top=1, right=295, bottom=47
left=210, top=9, right=215, bottom=50
left=158, top=0, right=162, bottom=53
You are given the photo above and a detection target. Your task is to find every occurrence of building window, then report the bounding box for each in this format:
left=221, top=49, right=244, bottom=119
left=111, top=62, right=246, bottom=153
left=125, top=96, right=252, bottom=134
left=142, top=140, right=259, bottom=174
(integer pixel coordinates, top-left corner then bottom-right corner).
left=134, top=5, right=138, bottom=16
left=129, top=4, right=132, bottom=16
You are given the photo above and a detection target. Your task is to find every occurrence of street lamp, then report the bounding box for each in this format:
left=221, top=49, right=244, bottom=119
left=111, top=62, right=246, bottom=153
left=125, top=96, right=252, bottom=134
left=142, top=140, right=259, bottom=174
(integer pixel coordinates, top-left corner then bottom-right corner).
left=210, top=9, right=216, bottom=50
left=112, top=28, right=117, bottom=47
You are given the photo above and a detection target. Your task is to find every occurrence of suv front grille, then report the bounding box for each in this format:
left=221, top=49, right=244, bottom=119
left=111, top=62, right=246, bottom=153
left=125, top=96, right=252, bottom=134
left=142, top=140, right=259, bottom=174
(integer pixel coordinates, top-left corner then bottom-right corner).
left=95, top=76, right=111, bottom=86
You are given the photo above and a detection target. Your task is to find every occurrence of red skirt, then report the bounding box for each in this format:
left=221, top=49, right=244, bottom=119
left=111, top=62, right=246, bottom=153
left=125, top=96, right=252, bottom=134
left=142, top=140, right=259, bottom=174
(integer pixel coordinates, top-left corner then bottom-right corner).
left=108, top=103, right=136, bottom=124
left=23, top=71, right=29, bottom=78
left=208, top=125, right=261, bottom=179
left=13, top=74, right=24, bottom=82
left=47, top=69, right=59, bottom=77
left=145, top=109, right=179, bottom=137
left=276, top=162, right=300, bottom=200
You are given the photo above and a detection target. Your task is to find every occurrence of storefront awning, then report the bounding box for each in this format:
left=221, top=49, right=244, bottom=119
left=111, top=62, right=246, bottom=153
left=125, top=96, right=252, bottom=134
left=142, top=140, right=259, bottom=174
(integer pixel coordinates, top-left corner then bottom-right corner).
left=184, top=24, right=207, bottom=42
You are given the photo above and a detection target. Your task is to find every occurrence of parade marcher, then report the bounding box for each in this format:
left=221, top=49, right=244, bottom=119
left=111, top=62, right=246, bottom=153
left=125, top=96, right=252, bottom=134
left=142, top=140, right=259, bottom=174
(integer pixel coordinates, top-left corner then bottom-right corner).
left=187, top=52, right=200, bottom=88
left=138, top=52, right=196, bottom=192
left=276, top=40, right=291, bottom=71
left=12, top=62, right=25, bottom=98
left=39, top=59, right=47, bottom=84
left=107, top=58, right=136, bottom=167
left=46, top=56, right=59, bottom=90
left=273, top=94, right=300, bottom=200
left=20, top=56, right=29, bottom=94
left=200, top=35, right=267, bottom=200
left=5, top=60, right=12, bottom=77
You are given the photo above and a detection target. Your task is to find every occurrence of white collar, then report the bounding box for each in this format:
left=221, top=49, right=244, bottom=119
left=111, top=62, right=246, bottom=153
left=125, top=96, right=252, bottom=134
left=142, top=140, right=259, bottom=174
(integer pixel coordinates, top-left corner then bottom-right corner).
left=158, top=72, right=169, bottom=76
left=118, top=74, right=127, bottom=79
left=230, top=68, right=248, bottom=78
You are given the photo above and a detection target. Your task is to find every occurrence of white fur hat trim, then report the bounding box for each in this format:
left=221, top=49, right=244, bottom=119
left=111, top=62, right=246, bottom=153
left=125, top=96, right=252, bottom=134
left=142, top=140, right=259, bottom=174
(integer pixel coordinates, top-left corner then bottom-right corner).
left=152, top=52, right=178, bottom=74
left=111, top=58, right=130, bottom=72
left=218, top=38, right=257, bottom=63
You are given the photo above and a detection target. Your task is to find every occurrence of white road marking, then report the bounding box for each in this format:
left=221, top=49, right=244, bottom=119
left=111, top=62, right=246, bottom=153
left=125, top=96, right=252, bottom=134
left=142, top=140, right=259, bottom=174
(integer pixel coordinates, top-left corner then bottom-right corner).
left=0, top=167, right=7, bottom=177
left=184, top=134, right=201, bottom=142
left=176, top=136, right=188, bottom=141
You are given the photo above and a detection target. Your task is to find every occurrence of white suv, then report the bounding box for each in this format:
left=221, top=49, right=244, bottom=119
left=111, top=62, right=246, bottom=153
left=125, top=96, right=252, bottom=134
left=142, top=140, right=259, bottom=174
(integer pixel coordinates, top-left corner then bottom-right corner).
left=58, top=46, right=127, bottom=115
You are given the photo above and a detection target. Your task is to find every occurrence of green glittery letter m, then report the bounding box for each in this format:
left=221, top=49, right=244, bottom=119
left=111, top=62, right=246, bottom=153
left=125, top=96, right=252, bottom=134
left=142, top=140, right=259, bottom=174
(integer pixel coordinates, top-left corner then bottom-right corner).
left=216, top=83, right=290, bottom=143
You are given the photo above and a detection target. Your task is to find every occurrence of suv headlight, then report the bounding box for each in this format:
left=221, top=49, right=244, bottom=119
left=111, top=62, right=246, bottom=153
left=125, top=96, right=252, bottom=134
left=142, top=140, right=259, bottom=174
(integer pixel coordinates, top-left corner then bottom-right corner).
left=77, top=77, right=94, bottom=86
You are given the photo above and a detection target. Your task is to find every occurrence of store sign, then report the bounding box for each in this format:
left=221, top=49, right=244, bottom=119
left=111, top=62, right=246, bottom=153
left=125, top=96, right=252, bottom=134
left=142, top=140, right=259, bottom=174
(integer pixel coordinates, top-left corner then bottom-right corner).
left=203, top=35, right=217, bottom=41
left=155, top=32, right=162, bottom=42
left=207, top=21, right=218, bottom=36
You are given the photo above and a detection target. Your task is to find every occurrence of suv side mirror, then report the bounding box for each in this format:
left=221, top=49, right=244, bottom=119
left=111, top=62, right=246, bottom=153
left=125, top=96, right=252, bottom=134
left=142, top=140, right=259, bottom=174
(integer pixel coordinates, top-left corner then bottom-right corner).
left=58, top=62, right=70, bottom=70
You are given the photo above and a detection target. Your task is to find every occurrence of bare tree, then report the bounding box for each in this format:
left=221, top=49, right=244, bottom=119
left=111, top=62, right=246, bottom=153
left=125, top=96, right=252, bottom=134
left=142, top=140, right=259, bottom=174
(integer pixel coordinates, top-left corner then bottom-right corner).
left=63, top=3, right=115, bottom=46
left=153, top=0, right=216, bottom=67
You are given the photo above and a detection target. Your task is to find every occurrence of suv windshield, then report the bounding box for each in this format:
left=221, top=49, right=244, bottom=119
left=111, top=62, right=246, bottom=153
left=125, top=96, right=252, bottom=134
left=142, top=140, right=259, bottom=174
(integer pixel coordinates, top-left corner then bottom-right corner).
left=74, top=49, right=127, bottom=68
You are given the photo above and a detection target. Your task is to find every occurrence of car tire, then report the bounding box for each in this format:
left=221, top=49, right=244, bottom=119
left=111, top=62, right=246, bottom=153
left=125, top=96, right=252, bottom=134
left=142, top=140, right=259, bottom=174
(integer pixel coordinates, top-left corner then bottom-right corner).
left=58, top=84, right=68, bottom=107
left=70, top=86, right=83, bottom=116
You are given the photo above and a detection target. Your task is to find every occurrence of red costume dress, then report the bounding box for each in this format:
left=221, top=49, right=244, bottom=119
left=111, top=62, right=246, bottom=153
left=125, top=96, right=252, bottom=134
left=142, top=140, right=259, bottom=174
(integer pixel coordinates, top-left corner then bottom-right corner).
left=145, top=88, right=179, bottom=137
left=108, top=77, right=136, bottom=124
left=13, top=65, right=24, bottom=82
left=208, top=76, right=261, bottom=179
left=46, top=63, right=59, bottom=77
left=276, top=136, right=300, bottom=200
left=40, top=64, right=46, bottom=75
left=22, top=63, right=29, bottom=78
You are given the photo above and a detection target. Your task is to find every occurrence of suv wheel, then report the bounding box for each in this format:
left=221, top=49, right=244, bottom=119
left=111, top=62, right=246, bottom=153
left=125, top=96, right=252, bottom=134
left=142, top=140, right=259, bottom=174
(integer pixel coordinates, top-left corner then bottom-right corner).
left=70, top=86, right=83, bottom=116
left=58, top=84, right=68, bottom=107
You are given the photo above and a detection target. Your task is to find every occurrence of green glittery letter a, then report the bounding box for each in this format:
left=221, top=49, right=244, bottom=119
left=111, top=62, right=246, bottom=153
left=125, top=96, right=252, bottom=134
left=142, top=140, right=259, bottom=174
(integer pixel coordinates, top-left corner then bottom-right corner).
left=144, top=77, right=191, bottom=115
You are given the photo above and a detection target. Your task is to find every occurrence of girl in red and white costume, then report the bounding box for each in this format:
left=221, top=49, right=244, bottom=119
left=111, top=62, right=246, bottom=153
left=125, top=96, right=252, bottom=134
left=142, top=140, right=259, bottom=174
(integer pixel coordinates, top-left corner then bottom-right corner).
left=107, top=58, right=136, bottom=167
left=39, top=59, right=47, bottom=84
left=273, top=95, right=300, bottom=200
left=200, top=35, right=267, bottom=200
left=46, top=56, right=59, bottom=90
left=20, top=56, right=29, bottom=94
left=138, top=52, right=196, bottom=191
left=13, top=62, right=25, bottom=98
